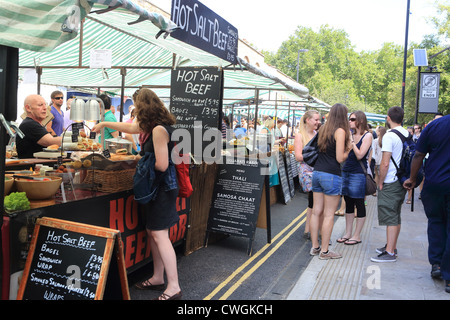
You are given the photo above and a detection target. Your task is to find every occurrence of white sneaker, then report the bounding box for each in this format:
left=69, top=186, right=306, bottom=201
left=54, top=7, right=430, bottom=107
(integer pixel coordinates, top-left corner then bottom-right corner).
left=319, top=250, right=342, bottom=260
left=371, top=251, right=396, bottom=263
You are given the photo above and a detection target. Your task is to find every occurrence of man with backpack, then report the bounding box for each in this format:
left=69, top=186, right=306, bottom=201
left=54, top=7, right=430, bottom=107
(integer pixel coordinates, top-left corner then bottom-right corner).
left=403, top=115, right=450, bottom=293
left=371, top=106, right=409, bottom=263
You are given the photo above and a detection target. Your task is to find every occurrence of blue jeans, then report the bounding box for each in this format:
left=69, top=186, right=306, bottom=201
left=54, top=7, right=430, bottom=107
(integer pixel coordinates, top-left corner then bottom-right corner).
left=421, top=187, right=450, bottom=281
left=312, top=171, right=342, bottom=196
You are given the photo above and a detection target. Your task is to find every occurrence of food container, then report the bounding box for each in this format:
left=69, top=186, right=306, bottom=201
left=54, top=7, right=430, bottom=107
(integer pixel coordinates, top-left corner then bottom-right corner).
left=105, top=137, right=132, bottom=154
left=4, top=176, right=14, bottom=196
left=14, top=176, right=62, bottom=200
left=45, top=170, right=73, bottom=183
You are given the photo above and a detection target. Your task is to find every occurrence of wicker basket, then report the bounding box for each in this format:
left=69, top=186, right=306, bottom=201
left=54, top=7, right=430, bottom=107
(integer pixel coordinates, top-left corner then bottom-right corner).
left=82, top=168, right=135, bottom=193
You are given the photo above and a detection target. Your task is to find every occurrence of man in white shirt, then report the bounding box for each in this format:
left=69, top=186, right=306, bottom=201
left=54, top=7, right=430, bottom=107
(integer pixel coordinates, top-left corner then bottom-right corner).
left=371, top=106, right=408, bottom=263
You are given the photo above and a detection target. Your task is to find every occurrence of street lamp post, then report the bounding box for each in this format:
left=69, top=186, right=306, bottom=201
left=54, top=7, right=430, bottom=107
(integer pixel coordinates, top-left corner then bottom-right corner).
left=361, top=95, right=367, bottom=112
left=401, top=0, right=411, bottom=109
left=296, top=49, right=309, bottom=82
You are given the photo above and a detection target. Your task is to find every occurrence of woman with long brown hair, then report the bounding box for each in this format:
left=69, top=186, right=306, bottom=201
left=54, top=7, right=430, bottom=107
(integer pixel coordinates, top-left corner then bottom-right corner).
left=310, top=103, right=351, bottom=260
left=337, top=111, right=373, bottom=245
left=92, top=88, right=182, bottom=300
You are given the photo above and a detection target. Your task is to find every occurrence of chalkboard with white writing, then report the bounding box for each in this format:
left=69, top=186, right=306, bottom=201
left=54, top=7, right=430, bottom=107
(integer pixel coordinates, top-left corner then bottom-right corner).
left=17, top=218, right=129, bottom=300
left=206, top=157, right=269, bottom=254
left=170, top=66, right=223, bottom=157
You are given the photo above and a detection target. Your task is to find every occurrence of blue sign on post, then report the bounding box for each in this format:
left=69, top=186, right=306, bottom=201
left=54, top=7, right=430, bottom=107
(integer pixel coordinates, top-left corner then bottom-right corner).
left=171, top=0, right=238, bottom=64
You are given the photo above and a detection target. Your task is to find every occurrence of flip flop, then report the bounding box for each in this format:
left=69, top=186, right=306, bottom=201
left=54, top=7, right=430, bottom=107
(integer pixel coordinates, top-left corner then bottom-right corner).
left=344, top=239, right=362, bottom=245
left=336, top=237, right=349, bottom=243
left=134, top=280, right=165, bottom=291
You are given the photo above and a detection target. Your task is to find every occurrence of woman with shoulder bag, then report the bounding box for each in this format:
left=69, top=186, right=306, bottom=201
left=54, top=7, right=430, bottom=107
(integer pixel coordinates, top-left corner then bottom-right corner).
left=310, top=104, right=351, bottom=260
left=337, top=111, right=373, bottom=246
left=294, top=110, right=320, bottom=239
left=92, top=88, right=182, bottom=300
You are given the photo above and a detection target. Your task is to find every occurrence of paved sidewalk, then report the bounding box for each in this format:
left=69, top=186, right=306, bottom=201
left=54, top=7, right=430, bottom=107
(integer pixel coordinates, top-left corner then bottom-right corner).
left=287, top=190, right=450, bottom=300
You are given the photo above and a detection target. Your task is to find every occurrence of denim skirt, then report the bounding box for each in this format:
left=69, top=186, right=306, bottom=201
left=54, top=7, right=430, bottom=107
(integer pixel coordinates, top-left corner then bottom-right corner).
left=342, top=171, right=366, bottom=199
left=312, top=171, right=342, bottom=196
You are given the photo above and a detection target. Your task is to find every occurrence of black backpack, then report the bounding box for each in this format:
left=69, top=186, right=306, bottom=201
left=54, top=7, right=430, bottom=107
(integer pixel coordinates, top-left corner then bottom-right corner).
left=390, top=129, right=424, bottom=187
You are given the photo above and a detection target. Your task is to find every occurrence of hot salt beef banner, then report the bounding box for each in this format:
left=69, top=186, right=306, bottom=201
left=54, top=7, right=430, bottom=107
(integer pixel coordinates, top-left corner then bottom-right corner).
left=170, top=66, right=223, bottom=159
left=171, top=0, right=239, bottom=64
left=206, top=157, right=268, bottom=254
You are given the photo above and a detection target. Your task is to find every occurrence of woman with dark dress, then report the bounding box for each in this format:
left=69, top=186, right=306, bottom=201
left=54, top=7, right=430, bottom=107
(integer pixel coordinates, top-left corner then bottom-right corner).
left=337, top=111, right=372, bottom=245
left=92, top=88, right=182, bottom=300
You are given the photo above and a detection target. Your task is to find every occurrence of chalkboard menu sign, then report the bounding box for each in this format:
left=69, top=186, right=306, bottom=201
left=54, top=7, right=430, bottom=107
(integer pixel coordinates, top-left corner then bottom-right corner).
left=17, top=218, right=129, bottom=300
left=284, top=150, right=295, bottom=198
left=170, top=66, right=223, bottom=156
left=277, top=151, right=291, bottom=204
left=206, top=157, right=268, bottom=254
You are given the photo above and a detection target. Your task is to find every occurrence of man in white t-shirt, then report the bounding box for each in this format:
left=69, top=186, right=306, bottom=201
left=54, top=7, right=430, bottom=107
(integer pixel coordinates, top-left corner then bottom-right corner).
left=371, top=106, right=408, bottom=263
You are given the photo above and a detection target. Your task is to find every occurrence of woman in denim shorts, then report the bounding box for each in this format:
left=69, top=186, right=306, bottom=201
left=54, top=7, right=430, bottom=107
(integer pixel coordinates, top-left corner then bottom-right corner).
left=310, top=104, right=351, bottom=260
left=338, top=111, right=373, bottom=246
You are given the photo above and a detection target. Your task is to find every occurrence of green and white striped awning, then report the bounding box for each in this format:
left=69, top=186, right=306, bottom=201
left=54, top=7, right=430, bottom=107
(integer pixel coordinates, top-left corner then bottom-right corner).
left=1, top=0, right=318, bottom=108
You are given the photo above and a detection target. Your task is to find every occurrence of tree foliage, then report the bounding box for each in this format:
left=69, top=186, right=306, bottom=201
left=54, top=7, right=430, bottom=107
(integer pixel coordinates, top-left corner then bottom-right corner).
left=263, top=2, right=449, bottom=126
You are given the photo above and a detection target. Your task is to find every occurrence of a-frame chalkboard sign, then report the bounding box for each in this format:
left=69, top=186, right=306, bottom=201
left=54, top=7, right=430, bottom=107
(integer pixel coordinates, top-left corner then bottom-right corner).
left=17, top=217, right=130, bottom=300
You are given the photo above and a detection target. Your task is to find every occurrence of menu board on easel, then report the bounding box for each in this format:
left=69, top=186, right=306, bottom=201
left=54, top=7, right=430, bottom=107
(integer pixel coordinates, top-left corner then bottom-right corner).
left=170, top=66, right=223, bottom=157
left=284, top=150, right=295, bottom=198
left=17, top=217, right=130, bottom=300
left=206, top=157, right=269, bottom=255
left=277, top=151, right=291, bottom=204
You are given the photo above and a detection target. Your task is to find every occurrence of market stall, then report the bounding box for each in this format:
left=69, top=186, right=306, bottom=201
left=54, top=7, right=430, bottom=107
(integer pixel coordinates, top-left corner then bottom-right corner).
left=1, top=0, right=319, bottom=300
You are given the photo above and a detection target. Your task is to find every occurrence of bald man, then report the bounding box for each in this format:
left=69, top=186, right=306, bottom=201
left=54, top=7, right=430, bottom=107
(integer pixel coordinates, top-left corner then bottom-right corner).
left=16, top=94, right=62, bottom=158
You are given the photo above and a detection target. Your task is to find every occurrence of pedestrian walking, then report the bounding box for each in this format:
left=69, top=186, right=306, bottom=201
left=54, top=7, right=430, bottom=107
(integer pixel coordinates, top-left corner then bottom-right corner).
left=371, top=106, right=408, bottom=263
left=310, top=103, right=351, bottom=259
left=338, top=111, right=372, bottom=245
left=403, top=115, right=450, bottom=293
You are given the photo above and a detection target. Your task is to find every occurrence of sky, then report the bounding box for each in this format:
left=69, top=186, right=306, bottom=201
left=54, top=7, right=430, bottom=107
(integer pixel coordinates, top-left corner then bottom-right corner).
left=150, top=0, right=442, bottom=53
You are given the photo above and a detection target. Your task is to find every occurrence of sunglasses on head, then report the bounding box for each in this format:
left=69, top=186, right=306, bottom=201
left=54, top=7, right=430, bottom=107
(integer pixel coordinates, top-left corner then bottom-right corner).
left=53, top=97, right=63, bottom=100
left=349, top=118, right=356, bottom=122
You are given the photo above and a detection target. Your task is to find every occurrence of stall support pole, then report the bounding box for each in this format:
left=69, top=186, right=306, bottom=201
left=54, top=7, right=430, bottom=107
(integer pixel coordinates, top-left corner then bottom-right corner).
left=265, top=174, right=271, bottom=244
left=119, top=67, right=127, bottom=125
left=252, top=89, right=260, bottom=152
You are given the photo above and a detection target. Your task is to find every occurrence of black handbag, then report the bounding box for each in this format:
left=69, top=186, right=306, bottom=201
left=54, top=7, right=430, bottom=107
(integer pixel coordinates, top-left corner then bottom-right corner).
left=302, top=133, right=319, bottom=167
left=358, top=159, right=377, bottom=195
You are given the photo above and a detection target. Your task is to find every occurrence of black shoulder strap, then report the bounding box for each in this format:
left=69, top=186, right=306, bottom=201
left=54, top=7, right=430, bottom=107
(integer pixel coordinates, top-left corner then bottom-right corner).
left=390, top=129, right=408, bottom=143
left=389, top=129, right=405, bottom=171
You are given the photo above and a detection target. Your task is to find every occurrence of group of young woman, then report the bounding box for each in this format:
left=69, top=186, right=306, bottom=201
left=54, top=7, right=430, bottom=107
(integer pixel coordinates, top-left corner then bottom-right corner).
left=294, top=104, right=375, bottom=260
left=91, top=87, right=380, bottom=299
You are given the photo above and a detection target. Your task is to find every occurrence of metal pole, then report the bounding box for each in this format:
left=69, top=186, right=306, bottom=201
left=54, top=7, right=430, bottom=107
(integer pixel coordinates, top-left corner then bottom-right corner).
left=414, top=66, right=421, bottom=124
left=401, top=0, right=411, bottom=109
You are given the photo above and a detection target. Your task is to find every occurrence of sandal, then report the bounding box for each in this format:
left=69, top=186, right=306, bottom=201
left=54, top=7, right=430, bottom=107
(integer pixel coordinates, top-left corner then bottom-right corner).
left=134, top=279, right=165, bottom=291
left=335, top=210, right=345, bottom=216
left=336, top=237, right=349, bottom=243
left=406, top=200, right=411, bottom=204
left=344, top=239, right=362, bottom=245
left=155, top=291, right=182, bottom=300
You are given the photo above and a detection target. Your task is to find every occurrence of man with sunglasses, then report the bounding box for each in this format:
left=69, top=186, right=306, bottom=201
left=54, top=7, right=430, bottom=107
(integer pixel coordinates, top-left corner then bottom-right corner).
left=48, top=90, right=65, bottom=136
